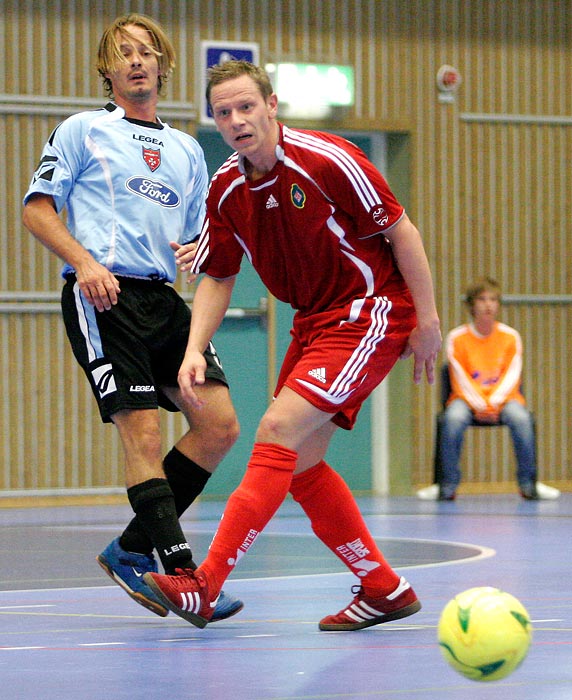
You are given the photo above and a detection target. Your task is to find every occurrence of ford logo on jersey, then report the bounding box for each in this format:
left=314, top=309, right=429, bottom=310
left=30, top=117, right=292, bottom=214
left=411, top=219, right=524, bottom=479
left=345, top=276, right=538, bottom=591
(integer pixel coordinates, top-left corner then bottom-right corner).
left=126, top=177, right=180, bottom=208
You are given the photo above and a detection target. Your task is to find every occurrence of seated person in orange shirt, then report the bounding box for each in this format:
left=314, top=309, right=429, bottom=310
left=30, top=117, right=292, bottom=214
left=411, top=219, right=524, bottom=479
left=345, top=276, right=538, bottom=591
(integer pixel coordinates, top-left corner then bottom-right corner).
left=437, top=277, right=559, bottom=501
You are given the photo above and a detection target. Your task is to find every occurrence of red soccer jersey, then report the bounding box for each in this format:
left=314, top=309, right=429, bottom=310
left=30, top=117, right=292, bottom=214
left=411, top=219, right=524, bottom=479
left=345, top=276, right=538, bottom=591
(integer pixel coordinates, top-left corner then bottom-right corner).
left=192, top=124, right=409, bottom=316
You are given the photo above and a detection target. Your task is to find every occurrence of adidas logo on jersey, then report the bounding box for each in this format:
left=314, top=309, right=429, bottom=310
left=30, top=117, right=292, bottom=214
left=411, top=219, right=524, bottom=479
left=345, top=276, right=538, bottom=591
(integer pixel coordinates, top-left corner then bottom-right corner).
left=266, top=194, right=279, bottom=209
left=308, top=367, right=326, bottom=383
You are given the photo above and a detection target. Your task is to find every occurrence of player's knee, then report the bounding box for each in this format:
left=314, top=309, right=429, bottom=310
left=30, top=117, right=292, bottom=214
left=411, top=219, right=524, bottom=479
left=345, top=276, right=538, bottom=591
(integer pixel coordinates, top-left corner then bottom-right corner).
left=222, top=413, right=240, bottom=450
left=208, top=412, right=240, bottom=455
left=255, top=412, right=291, bottom=444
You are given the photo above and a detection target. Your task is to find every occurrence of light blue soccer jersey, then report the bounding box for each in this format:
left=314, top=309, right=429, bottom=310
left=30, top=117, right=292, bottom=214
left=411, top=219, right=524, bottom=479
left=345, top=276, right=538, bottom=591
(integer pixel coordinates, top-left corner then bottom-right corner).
left=24, top=103, right=208, bottom=282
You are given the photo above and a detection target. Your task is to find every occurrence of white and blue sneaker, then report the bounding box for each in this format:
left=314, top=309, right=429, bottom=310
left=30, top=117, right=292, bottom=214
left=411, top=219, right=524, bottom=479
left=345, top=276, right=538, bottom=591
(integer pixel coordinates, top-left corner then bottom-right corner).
left=97, top=538, right=244, bottom=621
left=97, top=537, right=168, bottom=616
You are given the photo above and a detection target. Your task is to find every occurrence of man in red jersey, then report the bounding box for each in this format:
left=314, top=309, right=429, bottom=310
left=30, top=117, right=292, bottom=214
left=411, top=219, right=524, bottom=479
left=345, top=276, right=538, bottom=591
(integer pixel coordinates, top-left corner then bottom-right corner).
left=145, top=61, right=442, bottom=631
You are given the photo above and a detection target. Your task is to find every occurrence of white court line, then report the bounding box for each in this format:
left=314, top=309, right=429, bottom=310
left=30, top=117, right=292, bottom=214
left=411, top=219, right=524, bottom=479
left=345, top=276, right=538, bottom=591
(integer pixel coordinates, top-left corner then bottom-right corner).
left=0, top=585, right=119, bottom=595
left=0, top=605, right=55, bottom=609
left=532, top=618, right=564, bottom=623
left=1, top=646, right=45, bottom=650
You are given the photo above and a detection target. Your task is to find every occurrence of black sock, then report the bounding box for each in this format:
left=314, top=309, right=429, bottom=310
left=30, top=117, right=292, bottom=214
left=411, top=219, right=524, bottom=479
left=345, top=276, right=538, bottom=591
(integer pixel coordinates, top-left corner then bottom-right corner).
left=165, top=447, right=212, bottom=514
left=119, top=448, right=211, bottom=555
left=126, top=478, right=195, bottom=574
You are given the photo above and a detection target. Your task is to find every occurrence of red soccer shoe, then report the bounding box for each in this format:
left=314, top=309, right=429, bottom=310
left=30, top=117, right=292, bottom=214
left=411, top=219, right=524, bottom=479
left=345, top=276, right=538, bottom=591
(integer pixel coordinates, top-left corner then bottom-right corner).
left=319, top=576, right=421, bottom=631
left=143, top=568, right=216, bottom=628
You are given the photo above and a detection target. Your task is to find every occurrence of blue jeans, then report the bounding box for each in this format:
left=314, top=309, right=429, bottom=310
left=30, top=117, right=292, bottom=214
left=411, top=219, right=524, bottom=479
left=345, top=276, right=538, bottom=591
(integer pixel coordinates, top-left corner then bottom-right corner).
left=438, top=399, right=537, bottom=489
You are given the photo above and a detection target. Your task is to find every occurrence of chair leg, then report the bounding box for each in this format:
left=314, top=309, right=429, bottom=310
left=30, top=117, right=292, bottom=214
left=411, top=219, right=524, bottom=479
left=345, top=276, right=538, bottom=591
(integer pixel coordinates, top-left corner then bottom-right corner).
left=531, top=411, right=538, bottom=479
left=433, top=413, right=444, bottom=486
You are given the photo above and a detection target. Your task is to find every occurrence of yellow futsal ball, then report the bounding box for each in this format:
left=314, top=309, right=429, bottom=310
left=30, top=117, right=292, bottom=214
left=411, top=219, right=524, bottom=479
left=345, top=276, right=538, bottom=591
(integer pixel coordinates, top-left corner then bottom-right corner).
left=438, top=587, right=532, bottom=682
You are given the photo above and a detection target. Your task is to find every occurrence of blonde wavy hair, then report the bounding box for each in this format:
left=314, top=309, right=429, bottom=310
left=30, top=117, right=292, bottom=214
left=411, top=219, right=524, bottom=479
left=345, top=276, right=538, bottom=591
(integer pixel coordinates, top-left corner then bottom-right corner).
left=97, top=14, right=176, bottom=97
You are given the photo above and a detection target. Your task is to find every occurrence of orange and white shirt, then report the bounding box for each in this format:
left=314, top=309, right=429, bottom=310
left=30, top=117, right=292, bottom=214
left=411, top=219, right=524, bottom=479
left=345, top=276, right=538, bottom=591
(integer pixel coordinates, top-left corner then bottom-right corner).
left=445, top=322, right=526, bottom=412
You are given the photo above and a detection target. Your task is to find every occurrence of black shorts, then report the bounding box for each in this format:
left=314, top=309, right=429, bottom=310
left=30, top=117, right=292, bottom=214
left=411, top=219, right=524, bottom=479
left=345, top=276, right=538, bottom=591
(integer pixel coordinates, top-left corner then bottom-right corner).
left=61, top=275, right=228, bottom=423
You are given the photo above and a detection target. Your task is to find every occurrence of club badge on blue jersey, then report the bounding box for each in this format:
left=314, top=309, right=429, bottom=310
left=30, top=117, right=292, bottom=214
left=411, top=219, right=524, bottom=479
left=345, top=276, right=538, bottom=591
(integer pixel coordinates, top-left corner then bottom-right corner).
left=142, top=147, right=161, bottom=172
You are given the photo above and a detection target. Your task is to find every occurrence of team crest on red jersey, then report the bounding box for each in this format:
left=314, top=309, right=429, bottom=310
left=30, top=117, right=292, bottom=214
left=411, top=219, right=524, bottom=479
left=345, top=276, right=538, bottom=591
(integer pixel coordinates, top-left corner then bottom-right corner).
left=291, top=183, right=306, bottom=209
left=142, top=147, right=161, bottom=172
left=371, top=205, right=389, bottom=226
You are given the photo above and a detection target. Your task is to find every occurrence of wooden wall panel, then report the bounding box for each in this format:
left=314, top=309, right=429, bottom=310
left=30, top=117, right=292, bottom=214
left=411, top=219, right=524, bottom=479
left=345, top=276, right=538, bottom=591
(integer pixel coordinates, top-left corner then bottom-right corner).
left=1, top=0, right=571, bottom=497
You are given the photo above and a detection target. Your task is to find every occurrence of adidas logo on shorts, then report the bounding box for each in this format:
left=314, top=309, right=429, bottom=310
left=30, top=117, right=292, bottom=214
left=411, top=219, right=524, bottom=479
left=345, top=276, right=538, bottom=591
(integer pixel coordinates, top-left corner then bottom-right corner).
left=308, top=367, right=326, bottom=383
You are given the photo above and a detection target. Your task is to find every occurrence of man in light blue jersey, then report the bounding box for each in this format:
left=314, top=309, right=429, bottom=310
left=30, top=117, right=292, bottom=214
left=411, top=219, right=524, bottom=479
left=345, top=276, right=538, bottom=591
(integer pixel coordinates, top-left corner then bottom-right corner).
left=22, top=13, right=242, bottom=621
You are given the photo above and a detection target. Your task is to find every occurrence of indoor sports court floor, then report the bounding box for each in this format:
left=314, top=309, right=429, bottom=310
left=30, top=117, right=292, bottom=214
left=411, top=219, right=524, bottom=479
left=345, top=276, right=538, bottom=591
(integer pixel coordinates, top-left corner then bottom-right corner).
left=1, top=493, right=571, bottom=700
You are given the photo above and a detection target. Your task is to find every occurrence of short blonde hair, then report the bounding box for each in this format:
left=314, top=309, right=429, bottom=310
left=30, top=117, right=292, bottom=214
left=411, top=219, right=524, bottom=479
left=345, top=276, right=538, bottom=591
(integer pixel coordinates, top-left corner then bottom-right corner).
left=206, top=60, right=274, bottom=107
left=97, top=14, right=175, bottom=97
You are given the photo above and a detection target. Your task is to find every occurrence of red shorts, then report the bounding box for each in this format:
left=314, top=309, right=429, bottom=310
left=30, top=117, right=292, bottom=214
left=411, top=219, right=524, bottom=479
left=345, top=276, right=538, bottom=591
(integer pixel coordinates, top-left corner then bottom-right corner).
left=274, top=294, right=416, bottom=430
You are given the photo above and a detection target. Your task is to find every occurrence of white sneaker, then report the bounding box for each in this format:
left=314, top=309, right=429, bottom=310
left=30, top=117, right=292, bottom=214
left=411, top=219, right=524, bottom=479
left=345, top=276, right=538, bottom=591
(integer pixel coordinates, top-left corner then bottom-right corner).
left=416, top=484, right=439, bottom=500
left=535, top=481, right=561, bottom=500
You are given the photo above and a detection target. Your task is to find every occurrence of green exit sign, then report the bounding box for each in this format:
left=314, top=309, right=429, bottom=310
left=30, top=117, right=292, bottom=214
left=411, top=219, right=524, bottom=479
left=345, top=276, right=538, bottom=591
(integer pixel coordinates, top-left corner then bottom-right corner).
left=266, top=63, right=355, bottom=117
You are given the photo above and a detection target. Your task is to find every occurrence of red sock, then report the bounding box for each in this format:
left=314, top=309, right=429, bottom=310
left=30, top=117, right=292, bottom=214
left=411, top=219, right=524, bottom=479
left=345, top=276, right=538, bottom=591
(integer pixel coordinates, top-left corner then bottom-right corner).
left=289, top=461, right=399, bottom=596
left=199, top=442, right=297, bottom=594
